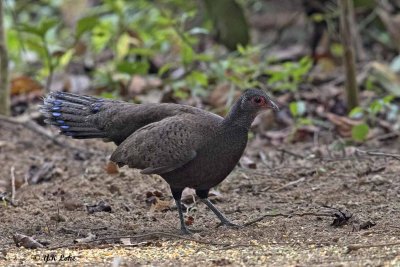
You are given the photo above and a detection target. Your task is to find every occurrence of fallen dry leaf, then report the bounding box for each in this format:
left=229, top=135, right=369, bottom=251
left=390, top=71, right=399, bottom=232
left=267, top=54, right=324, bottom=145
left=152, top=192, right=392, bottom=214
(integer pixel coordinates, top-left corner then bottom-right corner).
left=11, top=76, right=42, bottom=96
left=326, top=113, right=361, bottom=137
left=149, top=198, right=172, bottom=212
left=106, top=161, right=119, bottom=174
left=185, top=216, right=194, bottom=226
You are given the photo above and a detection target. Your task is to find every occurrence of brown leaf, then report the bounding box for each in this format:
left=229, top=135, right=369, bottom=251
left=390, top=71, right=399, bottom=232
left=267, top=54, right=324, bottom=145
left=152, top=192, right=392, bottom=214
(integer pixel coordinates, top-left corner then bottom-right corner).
left=13, top=233, right=44, bottom=249
left=105, top=161, right=119, bottom=174
left=11, top=76, right=42, bottom=96
left=326, top=113, right=362, bottom=137
left=63, top=198, right=83, bottom=211
left=149, top=198, right=172, bottom=212
left=185, top=216, right=194, bottom=226
left=145, top=190, right=165, bottom=205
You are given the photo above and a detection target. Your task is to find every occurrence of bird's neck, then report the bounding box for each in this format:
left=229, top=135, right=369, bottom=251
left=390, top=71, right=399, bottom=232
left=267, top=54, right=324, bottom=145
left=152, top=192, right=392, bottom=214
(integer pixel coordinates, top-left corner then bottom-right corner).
left=222, top=100, right=257, bottom=130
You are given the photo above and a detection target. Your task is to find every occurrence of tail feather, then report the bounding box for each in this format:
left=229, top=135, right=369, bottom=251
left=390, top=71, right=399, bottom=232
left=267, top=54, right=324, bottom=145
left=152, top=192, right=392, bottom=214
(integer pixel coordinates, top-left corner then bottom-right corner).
left=41, top=92, right=107, bottom=139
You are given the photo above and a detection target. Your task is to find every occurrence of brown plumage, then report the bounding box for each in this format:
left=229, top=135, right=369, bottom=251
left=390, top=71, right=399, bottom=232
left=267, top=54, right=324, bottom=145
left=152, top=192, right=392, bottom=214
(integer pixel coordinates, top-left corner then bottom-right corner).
left=41, top=88, right=278, bottom=234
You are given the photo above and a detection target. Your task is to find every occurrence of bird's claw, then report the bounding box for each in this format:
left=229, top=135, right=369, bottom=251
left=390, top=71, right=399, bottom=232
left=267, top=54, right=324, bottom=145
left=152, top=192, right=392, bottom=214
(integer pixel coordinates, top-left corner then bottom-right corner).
left=181, top=227, right=201, bottom=235
left=217, top=221, right=242, bottom=228
left=180, top=227, right=193, bottom=235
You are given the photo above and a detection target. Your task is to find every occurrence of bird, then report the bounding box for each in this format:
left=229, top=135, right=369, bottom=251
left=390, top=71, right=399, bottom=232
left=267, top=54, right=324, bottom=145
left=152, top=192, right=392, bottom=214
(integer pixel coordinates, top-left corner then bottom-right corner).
left=41, top=88, right=278, bottom=234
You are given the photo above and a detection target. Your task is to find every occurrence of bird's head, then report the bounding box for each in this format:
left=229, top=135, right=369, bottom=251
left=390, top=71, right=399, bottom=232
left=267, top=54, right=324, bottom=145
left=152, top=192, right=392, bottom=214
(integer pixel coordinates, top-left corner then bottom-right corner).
left=240, top=88, right=279, bottom=113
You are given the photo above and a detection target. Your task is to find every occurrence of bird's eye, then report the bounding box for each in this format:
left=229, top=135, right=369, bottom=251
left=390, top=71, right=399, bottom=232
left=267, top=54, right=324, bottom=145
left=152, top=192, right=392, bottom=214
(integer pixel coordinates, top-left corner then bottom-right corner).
left=253, top=97, right=262, bottom=104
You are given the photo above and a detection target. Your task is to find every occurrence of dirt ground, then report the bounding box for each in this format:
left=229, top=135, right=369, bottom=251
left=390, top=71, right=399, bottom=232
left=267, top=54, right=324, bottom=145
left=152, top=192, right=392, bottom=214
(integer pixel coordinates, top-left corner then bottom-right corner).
left=1, top=120, right=400, bottom=266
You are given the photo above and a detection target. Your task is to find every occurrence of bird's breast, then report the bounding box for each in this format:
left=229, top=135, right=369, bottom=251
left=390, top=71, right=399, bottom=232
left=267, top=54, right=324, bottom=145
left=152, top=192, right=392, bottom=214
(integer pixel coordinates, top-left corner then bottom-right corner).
left=162, top=128, right=248, bottom=189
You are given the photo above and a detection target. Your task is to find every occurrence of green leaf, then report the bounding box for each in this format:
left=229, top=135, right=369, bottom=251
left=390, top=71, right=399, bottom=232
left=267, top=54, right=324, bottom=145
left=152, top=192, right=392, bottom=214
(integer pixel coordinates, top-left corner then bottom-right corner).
left=349, top=106, right=363, bottom=118
left=173, top=89, right=189, bottom=100
left=116, top=33, right=131, bottom=60
left=76, top=16, right=99, bottom=39
left=18, top=23, right=43, bottom=37
left=298, top=118, right=313, bottom=125
left=383, top=95, right=394, bottom=104
left=158, top=63, right=174, bottom=77
left=369, top=100, right=383, bottom=114
left=181, top=44, right=193, bottom=65
left=91, top=21, right=113, bottom=52
left=129, top=48, right=155, bottom=57
left=25, top=37, right=46, bottom=58
left=39, top=18, right=58, bottom=36
left=116, top=61, right=149, bottom=75
left=59, top=49, right=74, bottom=67
left=330, top=43, right=344, bottom=57
left=351, top=123, right=369, bottom=142
left=187, top=71, right=208, bottom=87
left=20, top=18, right=59, bottom=38
left=289, top=101, right=306, bottom=117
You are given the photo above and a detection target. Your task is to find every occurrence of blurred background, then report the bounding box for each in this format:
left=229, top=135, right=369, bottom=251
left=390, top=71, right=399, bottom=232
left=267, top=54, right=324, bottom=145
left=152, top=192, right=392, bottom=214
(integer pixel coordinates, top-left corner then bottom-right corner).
left=1, top=0, right=400, bottom=151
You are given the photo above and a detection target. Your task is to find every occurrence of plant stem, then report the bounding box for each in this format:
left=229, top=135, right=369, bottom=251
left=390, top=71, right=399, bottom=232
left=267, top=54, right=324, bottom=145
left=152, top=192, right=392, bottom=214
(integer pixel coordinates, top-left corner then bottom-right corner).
left=42, top=36, right=54, bottom=93
left=339, top=0, right=359, bottom=110
left=0, top=0, right=10, bottom=116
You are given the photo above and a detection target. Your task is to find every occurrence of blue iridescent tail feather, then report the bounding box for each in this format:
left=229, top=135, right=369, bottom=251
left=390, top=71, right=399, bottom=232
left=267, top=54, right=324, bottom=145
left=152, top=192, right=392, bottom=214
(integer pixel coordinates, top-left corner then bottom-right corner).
left=40, top=92, right=106, bottom=139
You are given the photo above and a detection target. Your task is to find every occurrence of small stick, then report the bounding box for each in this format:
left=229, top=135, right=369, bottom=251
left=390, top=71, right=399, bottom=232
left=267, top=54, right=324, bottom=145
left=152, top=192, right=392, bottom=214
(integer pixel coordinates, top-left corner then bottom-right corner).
left=277, top=148, right=305, bottom=159
left=244, top=212, right=334, bottom=226
left=273, top=177, right=305, bottom=192
left=0, top=114, right=101, bottom=156
left=355, top=149, right=400, bottom=161
left=10, top=166, right=15, bottom=203
left=49, top=231, right=232, bottom=249
left=347, top=241, right=400, bottom=252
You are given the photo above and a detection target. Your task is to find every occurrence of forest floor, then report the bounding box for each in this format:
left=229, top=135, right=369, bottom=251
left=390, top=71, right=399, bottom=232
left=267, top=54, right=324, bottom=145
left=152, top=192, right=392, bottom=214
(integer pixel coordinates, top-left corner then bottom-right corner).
left=1, top=120, right=400, bottom=266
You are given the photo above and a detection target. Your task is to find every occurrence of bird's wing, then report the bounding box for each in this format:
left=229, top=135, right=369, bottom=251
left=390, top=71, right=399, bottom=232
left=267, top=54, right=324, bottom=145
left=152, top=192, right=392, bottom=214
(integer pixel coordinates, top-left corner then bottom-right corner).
left=110, top=114, right=220, bottom=175
left=42, top=92, right=220, bottom=145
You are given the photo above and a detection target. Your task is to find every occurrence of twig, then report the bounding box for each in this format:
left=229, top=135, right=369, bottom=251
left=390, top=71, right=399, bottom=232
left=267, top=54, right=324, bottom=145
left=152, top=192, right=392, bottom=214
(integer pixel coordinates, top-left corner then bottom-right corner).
left=49, top=231, right=232, bottom=249
left=244, top=212, right=334, bottom=226
left=277, top=148, right=305, bottom=159
left=347, top=241, right=400, bottom=252
left=0, top=113, right=101, bottom=156
left=273, top=177, right=306, bottom=192
left=10, top=166, right=15, bottom=203
left=196, top=243, right=260, bottom=252
left=355, top=149, right=400, bottom=161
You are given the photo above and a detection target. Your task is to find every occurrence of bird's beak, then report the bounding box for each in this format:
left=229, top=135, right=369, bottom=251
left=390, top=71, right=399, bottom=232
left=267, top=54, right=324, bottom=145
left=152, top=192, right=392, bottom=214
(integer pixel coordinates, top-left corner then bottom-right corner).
left=266, top=96, right=279, bottom=111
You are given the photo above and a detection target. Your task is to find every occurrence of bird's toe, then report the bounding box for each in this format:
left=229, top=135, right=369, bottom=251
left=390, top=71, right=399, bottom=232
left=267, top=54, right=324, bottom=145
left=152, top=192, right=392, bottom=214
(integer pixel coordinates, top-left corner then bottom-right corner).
left=217, top=221, right=242, bottom=229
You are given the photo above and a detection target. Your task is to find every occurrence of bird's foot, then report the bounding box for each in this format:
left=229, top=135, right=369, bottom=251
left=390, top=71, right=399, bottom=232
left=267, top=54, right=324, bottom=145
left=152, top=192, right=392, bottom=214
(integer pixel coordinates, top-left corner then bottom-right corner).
left=217, top=220, right=242, bottom=228
left=180, top=227, right=203, bottom=235
left=180, top=227, right=193, bottom=235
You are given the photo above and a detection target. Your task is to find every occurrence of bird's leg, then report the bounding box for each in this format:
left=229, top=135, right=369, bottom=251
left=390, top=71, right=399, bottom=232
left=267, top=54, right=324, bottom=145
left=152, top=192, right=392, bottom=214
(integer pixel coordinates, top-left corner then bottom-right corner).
left=196, top=189, right=240, bottom=227
left=171, top=188, right=191, bottom=235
